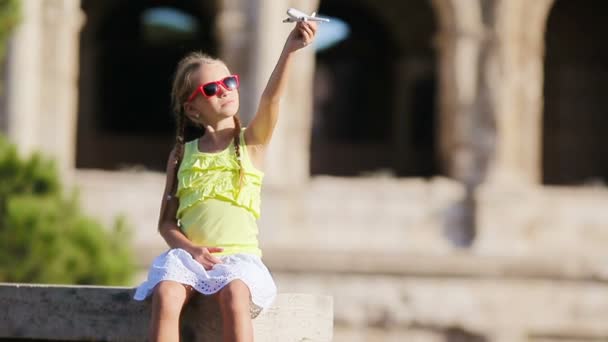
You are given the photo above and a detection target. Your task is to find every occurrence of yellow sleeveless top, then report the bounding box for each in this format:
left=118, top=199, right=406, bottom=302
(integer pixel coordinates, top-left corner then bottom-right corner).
left=176, top=129, right=264, bottom=256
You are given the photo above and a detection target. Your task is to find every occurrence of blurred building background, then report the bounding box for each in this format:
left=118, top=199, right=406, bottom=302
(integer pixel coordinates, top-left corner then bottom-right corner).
left=1, top=0, right=608, bottom=341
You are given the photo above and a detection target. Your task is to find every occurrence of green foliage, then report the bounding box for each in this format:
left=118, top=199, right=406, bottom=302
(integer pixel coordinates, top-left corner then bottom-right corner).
left=0, top=0, right=20, bottom=64
left=0, top=135, right=135, bottom=285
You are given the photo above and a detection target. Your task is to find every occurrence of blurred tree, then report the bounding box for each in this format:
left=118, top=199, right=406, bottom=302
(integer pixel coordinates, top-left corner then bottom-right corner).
left=0, top=135, right=135, bottom=285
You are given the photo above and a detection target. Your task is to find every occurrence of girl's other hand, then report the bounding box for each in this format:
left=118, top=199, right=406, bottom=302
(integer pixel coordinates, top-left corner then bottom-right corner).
left=285, top=21, right=317, bottom=53
left=189, top=246, right=224, bottom=270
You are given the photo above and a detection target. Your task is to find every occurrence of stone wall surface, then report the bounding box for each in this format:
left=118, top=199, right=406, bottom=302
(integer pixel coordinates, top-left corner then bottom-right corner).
left=475, top=184, right=608, bottom=262
left=275, top=272, right=608, bottom=342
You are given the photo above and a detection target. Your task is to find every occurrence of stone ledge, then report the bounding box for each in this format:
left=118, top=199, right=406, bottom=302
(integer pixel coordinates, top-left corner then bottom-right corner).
left=0, top=283, right=333, bottom=342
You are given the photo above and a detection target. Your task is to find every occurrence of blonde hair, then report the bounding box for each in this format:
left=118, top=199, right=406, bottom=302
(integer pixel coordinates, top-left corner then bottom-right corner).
left=168, top=51, right=245, bottom=199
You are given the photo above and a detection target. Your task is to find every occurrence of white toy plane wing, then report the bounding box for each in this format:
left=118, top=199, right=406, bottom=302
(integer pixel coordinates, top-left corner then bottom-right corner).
left=283, top=8, right=330, bottom=23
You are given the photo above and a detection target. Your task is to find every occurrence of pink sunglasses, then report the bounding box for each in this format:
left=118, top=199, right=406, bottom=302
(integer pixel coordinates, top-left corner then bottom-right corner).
left=187, top=75, right=240, bottom=102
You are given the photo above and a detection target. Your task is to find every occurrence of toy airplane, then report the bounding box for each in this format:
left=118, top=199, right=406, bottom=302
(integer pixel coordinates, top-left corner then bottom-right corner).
left=282, top=8, right=330, bottom=23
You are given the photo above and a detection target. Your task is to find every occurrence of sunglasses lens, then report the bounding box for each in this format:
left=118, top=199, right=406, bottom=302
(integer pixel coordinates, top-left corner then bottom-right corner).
left=223, top=76, right=238, bottom=89
left=202, top=83, right=219, bottom=96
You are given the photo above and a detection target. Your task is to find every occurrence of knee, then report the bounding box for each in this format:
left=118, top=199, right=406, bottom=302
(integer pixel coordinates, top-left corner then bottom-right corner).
left=218, top=280, right=251, bottom=313
left=152, top=281, right=190, bottom=314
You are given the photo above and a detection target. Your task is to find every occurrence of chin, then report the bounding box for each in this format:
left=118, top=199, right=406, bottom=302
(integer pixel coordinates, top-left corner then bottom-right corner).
left=220, top=110, right=238, bottom=118
left=219, top=104, right=239, bottom=118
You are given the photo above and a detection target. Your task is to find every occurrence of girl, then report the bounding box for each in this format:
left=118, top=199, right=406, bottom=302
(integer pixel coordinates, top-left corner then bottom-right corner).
left=133, top=18, right=317, bottom=342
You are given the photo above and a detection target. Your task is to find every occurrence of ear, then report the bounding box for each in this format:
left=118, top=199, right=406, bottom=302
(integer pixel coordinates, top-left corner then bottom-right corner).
left=183, top=102, right=198, bottom=122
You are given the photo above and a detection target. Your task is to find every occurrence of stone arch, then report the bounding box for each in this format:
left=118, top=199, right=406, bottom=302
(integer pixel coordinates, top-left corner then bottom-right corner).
left=543, top=0, right=608, bottom=185
left=77, top=0, right=218, bottom=171
left=430, top=0, right=558, bottom=245
left=311, top=0, right=438, bottom=177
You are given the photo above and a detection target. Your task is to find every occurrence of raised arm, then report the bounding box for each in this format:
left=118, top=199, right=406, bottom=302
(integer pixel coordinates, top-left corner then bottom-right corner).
left=245, top=20, right=318, bottom=148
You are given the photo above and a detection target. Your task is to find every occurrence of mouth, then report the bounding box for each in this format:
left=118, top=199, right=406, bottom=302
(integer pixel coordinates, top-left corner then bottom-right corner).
left=221, top=100, right=235, bottom=106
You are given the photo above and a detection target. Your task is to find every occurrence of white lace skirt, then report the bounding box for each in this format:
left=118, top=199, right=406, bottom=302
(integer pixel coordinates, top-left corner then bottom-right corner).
left=133, top=248, right=277, bottom=315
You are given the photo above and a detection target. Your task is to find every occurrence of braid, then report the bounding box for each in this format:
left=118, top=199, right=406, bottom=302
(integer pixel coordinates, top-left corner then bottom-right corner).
left=158, top=112, right=186, bottom=231
left=171, top=114, right=187, bottom=197
left=233, top=115, right=244, bottom=188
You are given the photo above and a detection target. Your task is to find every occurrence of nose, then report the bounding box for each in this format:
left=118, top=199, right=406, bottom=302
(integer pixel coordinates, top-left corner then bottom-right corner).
left=217, top=86, right=230, bottom=97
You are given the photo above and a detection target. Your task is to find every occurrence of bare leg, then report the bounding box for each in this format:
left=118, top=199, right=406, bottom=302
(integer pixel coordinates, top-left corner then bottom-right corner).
left=149, top=280, right=196, bottom=342
left=217, top=280, right=253, bottom=342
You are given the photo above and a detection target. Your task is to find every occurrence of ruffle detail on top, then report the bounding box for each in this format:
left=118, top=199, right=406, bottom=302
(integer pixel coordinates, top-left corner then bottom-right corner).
left=176, top=140, right=263, bottom=219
